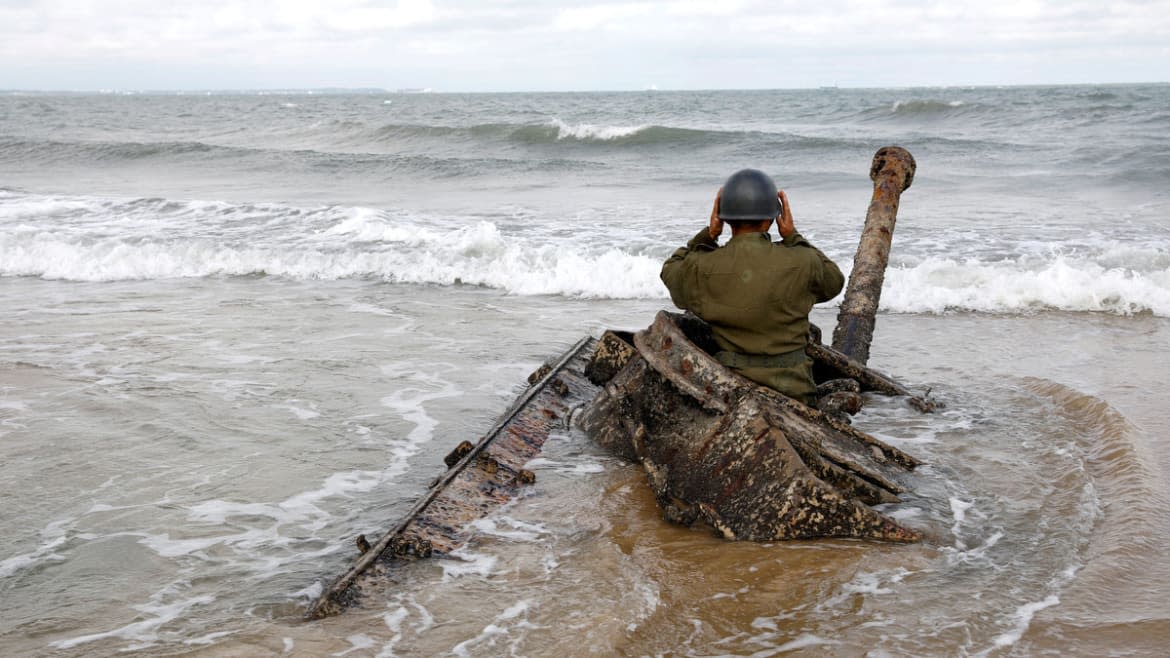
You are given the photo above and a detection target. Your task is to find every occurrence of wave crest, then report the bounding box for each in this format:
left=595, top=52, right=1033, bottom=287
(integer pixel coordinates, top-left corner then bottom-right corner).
left=509, top=119, right=710, bottom=145
left=0, top=193, right=665, bottom=298
left=892, top=99, right=966, bottom=114
left=358, top=119, right=705, bottom=147
left=857, top=99, right=974, bottom=122
left=881, top=254, right=1170, bottom=316
left=3, top=191, right=1169, bottom=314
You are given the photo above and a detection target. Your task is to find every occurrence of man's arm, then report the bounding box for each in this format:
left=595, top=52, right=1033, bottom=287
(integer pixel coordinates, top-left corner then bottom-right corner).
left=660, top=225, right=716, bottom=310
left=661, top=190, right=721, bottom=310
left=780, top=233, right=844, bottom=303
left=776, top=190, right=844, bottom=303
left=809, top=247, right=845, bottom=303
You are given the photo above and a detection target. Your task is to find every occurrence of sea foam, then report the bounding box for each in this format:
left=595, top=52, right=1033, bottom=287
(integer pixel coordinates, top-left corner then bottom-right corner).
left=882, top=254, right=1170, bottom=316
left=3, top=190, right=1169, bottom=315
left=51, top=593, right=216, bottom=650
left=0, top=519, right=70, bottom=578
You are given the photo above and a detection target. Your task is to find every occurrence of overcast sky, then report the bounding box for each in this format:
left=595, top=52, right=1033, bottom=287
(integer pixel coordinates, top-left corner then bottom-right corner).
left=1, top=0, right=1167, bottom=91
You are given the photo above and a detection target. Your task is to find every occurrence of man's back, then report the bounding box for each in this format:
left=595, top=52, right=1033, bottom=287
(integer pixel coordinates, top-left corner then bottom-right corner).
left=661, top=229, right=842, bottom=357
left=659, top=170, right=844, bottom=405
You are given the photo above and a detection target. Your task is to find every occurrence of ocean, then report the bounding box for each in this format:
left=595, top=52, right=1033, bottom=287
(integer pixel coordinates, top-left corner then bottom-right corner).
left=1, top=85, right=1168, bottom=656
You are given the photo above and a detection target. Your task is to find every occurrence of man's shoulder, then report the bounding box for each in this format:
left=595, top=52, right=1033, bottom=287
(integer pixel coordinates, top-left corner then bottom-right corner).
left=761, top=237, right=812, bottom=256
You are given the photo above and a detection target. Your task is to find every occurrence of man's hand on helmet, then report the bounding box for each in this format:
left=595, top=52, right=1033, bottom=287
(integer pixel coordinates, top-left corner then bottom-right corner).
left=708, top=188, right=724, bottom=240
left=777, top=190, right=795, bottom=239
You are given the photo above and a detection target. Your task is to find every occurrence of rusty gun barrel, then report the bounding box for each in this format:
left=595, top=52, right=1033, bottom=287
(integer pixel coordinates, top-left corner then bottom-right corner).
left=831, top=146, right=916, bottom=365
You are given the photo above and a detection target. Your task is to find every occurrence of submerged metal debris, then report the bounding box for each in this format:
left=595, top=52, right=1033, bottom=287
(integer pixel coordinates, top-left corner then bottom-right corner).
left=306, top=336, right=601, bottom=619
left=307, top=146, right=933, bottom=618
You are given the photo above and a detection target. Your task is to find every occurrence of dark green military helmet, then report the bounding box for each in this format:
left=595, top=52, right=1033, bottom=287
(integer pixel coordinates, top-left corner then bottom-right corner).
left=718, top=168, right=780, bottom=221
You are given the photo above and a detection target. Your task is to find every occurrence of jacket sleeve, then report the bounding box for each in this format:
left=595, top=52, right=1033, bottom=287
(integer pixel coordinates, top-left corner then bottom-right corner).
left=783, top=231, right=845, bottom=303
left=660, top=226, right=716, bottom=311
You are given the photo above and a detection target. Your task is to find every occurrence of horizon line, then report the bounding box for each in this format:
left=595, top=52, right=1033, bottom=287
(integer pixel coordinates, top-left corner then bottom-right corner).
left=2, top=81, right=1168, bottom=96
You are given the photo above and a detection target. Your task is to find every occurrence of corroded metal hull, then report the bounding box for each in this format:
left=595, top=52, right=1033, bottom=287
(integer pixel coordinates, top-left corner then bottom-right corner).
left=580, top=311, right=921, bottom=543
left=306, top=336, right=601, bottom=619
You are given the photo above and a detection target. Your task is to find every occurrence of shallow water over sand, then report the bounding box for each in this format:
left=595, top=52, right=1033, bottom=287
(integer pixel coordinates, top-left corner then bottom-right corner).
left=3, top=277, right=1168, bottom=656
left=3, top=85, right=1169, bottom=655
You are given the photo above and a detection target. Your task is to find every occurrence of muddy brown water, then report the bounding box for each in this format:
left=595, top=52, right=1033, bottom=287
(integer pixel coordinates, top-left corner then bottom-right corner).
left=2, top=278, right=1169, bottom=657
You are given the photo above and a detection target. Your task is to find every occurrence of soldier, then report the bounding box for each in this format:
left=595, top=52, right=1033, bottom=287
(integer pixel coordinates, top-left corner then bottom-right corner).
left=661, top=169, right=844, bottom=405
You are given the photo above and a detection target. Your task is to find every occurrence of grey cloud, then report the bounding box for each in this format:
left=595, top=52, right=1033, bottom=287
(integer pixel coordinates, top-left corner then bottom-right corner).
left=0, top=0, right=1167, bottom=90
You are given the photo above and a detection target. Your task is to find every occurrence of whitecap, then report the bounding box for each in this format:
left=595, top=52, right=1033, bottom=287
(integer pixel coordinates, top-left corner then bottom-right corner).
left=881, top=253, right=1170, bottom=316
left=7, top=190, right=1167, bottom=312
left=548, top=118, right=647, bottom=141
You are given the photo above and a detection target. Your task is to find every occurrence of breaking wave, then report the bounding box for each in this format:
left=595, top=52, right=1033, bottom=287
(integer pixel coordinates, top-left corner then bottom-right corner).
left=882, top=254, right=1170, bottom=316
left=2, top=190, right=1168, bottom=313
left=310, top=118, right=729, bottom=148
left=855, top=98, right=978, bottom=123
left=890, top=99, right=967, bottom=114
left=0, top=191, right=665, bottom=298
left=0, top=120, right=815, bottom=168
left=509, top=120, right=709, bottom=145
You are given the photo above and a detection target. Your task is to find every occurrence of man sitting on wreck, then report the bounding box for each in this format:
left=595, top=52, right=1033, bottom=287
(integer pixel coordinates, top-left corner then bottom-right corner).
left=661, top=169, right=845, bottom=406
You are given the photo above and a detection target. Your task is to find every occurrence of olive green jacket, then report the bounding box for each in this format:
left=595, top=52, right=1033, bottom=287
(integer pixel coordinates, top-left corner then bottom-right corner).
left=660, top=226, right=845, bottom=403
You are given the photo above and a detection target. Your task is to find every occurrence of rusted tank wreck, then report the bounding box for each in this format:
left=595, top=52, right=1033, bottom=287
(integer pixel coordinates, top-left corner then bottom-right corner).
left=581, top=311, right=926, bottom=544
left=307, top=146, right=931, bottom=619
